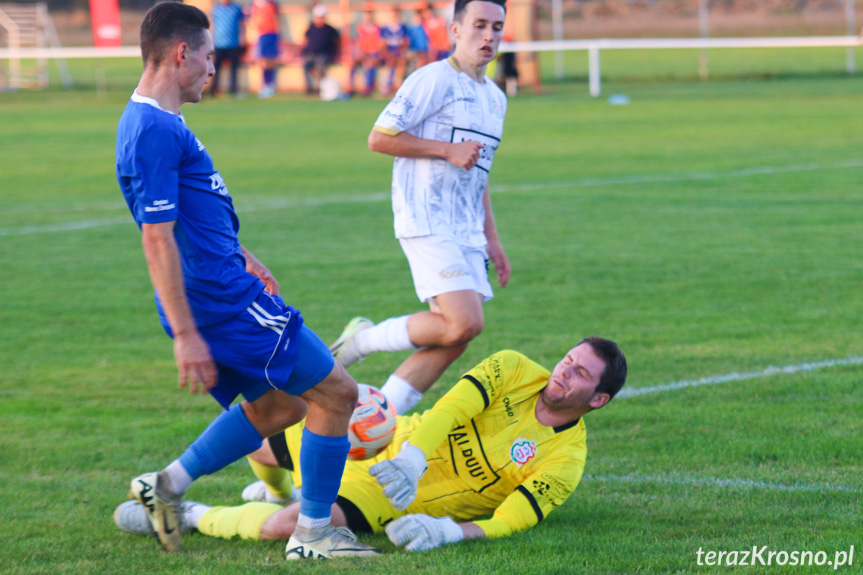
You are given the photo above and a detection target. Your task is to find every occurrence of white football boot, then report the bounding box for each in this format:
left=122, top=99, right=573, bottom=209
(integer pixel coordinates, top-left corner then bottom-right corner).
left=128, top=471, right=183, bottom=551
left=241, top=480, right=300, bottom=504
left=113, top=499, right=203, bottom=536
left=329, top=317, right=374, bottom=367
left=285, top=525, right=381, bottom=559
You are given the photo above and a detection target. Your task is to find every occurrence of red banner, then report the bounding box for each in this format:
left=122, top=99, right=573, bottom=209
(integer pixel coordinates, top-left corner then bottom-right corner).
left=89, top=0, right=122, bottom=47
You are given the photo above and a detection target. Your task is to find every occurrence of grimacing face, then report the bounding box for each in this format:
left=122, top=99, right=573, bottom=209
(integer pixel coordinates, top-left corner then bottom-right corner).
left=543, top=343, right=608, bottom=411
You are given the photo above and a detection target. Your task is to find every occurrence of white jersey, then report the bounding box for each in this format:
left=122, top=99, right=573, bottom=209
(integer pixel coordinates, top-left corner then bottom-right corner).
left=373, top=58, right=507, bottom=247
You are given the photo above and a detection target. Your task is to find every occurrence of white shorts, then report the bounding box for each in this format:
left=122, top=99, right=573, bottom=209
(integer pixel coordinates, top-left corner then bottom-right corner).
left=399, top=235, right=493, bottom=303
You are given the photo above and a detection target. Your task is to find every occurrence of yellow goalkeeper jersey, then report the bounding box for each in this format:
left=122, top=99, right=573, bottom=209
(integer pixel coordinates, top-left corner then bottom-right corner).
left=281, top=350, right=588, bottom=538
left=405, top=350, right=587, bottom=537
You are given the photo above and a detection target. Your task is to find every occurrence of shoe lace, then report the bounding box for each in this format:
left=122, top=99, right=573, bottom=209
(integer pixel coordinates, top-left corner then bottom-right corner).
left=333, top=527, right=358, bottom=542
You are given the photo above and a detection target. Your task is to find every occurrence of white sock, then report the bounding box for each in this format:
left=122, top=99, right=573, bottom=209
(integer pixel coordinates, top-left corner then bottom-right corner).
left=296, top=513, right=331, bottom=530
left=163, top=460, right=193, bottom=496
left=355, top=315, right=416, bottom=356
left=182, top=502, right=211, bottom=529
left=381, top=374, right=423, bottom=415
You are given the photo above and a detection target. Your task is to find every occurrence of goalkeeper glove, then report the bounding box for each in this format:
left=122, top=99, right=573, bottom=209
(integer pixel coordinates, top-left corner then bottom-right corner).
left=386, top=514, right=464, bottom=552
left=369, top=442, right=427, bottom=510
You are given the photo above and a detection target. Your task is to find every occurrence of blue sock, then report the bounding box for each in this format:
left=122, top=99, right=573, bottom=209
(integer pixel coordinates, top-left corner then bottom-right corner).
left=365, top=67, right=376, bottom=92
left=263, top=68, right=275, bottom=86
left=299, top=428, right=350, bottom=520
left=178, top=404, right=263, bottom=480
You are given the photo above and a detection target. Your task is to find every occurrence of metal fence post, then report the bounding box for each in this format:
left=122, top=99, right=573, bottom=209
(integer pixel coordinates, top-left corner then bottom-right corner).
left=589, top=44, right=600, bottom=97
left=846, top=0, right=856, bottom=74
left=552, top=0, right=564, bottom=79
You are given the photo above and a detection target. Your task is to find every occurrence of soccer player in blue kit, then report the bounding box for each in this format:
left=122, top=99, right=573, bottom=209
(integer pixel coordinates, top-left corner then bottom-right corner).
left=114, top=2, right=378, bottom=560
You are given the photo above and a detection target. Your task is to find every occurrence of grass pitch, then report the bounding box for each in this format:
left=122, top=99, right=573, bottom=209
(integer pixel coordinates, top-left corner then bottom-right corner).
left=1, top=51, right=861, bottom=574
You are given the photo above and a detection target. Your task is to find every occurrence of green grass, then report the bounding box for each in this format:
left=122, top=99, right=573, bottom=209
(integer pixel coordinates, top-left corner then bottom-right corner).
left=1, top=51, right=861, bottom=574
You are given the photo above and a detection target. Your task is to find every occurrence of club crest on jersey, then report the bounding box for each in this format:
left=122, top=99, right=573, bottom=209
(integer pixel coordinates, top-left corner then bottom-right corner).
left=510, top=438, right=537, bottom=466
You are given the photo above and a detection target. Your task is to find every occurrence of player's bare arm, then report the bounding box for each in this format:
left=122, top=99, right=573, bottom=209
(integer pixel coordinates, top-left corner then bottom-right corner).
left=482, top=184, right=510, bottom=287
left=142, top=221, right=217, bottom=393
left=459, top=522, right=486, bottom=540
left=368, top=129, right=484, bottom=170
left=241, top=245, right=280, bottom=295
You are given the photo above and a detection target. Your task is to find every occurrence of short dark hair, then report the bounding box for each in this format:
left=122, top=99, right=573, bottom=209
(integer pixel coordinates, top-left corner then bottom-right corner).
left=140, top=1, right=210, bottom=68
left=580, top=336, right=627, bottom=401
left=453, top=0, right=507, bottom=22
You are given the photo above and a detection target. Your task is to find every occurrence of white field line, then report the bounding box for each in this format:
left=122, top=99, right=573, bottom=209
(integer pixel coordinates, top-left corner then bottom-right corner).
left=606, top=356, right=862, bottom=495
left=0, top=194, right=390, bottom=237
left=0, top=217, right=131, bottom=236
left=493, top=159, right=863, bottom=193
left=582, top=473, right=858, bottom=493
left=4, top=160, right=863, bottom=237
left=617, top=356, right=863, bottom=399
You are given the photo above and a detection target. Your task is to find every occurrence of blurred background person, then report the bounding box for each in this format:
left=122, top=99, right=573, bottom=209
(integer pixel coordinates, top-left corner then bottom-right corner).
left=354, top=10, right=383, bottom=96
left=302, top=4, right=341, bottom=95
left=210, top=0, right=246, bottom=98
left=405, top=9, right=430, bottom=75
left=249, top=0, right=282, bottom=98
left=381, top=6, right=410, bottom=95
left=422, top=4, right=451, bottom=61
left=498, top=14, right=517, bottom=96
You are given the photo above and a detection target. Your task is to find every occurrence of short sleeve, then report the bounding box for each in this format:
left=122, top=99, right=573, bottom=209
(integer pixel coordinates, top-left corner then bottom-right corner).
left=373, top=66, right=442, bottom=135
left=130, top=125, right=182, bottom=224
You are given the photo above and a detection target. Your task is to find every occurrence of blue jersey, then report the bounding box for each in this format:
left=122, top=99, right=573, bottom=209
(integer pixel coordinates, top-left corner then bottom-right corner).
left=406, top=24, right=428, bottom=52
left=211, top=2, right=244, bottom=49
left=381, top=23, right=409, bottom=51
left=116, top=93, right=263, bottom=328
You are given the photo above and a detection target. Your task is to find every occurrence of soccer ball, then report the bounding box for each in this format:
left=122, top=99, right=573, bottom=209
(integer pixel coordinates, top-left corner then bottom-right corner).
left=348, top=384, right=397, bottom=460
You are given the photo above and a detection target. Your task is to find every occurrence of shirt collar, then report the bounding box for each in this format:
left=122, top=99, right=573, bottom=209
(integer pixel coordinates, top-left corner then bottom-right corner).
left=131, top=90, right=185, bottom=123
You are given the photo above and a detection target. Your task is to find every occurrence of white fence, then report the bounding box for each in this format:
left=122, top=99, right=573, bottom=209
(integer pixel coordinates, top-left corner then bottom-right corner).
left=499, top=35, right=863, bottom=96
left=0, top=45, right=140, bottom=59
left=3, top=36, right=862, bottom=95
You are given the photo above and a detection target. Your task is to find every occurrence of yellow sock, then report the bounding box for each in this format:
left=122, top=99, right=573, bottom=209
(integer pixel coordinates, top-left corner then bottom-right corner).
left=198, top=502, right=282, bottom=540
left=247, top=457, right=294, bottom=500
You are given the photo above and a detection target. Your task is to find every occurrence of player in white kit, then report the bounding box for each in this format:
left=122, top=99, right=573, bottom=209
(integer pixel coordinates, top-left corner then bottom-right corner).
left=330, top=0, right=511, bottom=415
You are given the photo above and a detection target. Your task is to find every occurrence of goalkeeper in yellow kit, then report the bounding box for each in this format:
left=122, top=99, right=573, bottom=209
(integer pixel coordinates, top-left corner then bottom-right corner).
left=114, top=337, right=627, bottom=553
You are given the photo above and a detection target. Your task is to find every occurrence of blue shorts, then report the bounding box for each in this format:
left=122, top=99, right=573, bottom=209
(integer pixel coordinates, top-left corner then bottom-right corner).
left=168, top=291, right=335, bottom=409
left=258, top=33, right=281, bottom=59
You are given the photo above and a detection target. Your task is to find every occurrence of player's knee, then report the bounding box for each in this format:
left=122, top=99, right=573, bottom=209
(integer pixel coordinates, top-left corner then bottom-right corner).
left=441, top=317, right=483, bottom=347
left=260, top=506, right=299, bottom=541
left=324, top=370, right=359, bottom=416
left=338, top=380, right=359, bottom=414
